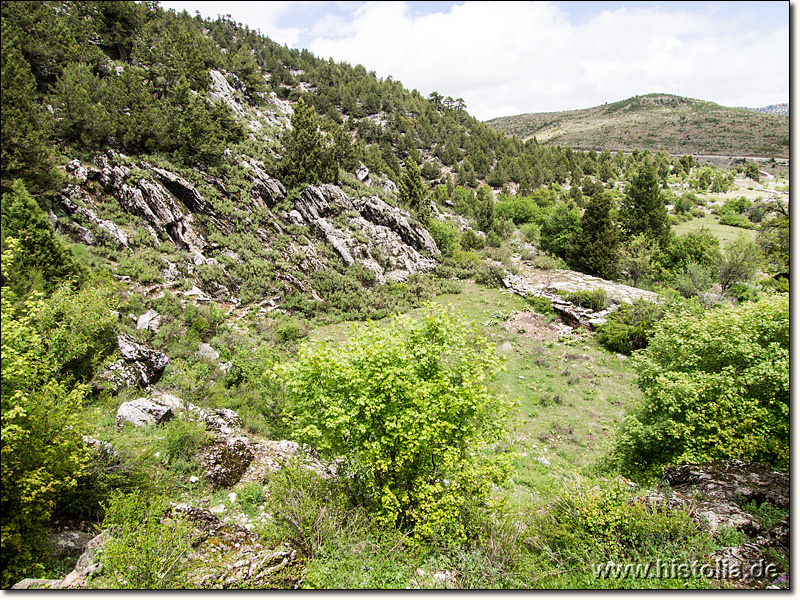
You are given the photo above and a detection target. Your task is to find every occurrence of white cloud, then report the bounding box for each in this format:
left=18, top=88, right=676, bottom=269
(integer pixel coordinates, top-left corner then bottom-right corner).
left=160, top=1, right=789, bottom=120
left=306, top=2, right=788, bottom=120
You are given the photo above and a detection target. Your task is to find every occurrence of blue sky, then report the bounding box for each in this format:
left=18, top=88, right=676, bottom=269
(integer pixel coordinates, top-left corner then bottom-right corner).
left=159, top=1, right=790, bottom=121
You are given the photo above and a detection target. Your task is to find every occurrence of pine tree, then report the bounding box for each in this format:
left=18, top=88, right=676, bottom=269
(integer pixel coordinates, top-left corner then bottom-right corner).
left=619, top=164, right=669, bottom=244
left=568, top=191, right=619, bottom=280
left=0, top=33, right=58, bottom=196
left=0, top=180, right=83, bottom=296
left=279, top=96, right=338, bottom=189
left=474, top=185, right=495, bottom=233
left=399, top=158, right=428, bottom=222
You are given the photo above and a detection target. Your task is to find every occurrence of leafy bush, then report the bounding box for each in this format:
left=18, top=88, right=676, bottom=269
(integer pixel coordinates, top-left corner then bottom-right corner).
left=1, top=242, right=116, bottom=585
left=461, top=228, right=486, bottom=251
left=718, top=213, right=755, bottom=229
left=97, top=492, right=195, bottom=589
left=612, top=294, right=789, bottom=477
left=118, top=248, right=164, bottom=284
left=276, top=305, right=513, bottom=545
left=474, top=262, right=507, bottom=288
left=157, top=418, right=212, bottom=476
left=532, top=477, right=706, bottom=569
left=526, top=296, right=554, bottom=315
left=561, top=288, right=607, bottom=312
left=596, top=298, right=664, bottom=355
left=426, top=219, right=461, bottom=257
left=672, top=260, right=715, bottom=299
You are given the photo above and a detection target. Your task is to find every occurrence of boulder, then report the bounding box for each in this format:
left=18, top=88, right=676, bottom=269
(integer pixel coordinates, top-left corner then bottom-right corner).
left=202, top=433, right=254, bottom=489
left=47, top=531, right=95, bottom=558
left=136, top=309, right=161, bottom=332
left=11, top=579, right=63, bottom=589
left=198, top=343, right=220, bottom=361
left=116, top=397, right=174, bottom=429
left=96, top=334, right=169, bottom=393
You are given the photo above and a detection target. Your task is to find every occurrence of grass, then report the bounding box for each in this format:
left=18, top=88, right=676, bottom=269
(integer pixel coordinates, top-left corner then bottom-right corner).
left=308, top=279, right=640, bottom=508
left=672, top=213, right=756, bottom=248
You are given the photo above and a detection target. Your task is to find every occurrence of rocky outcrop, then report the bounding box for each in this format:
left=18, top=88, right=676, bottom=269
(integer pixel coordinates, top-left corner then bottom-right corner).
left=201, top=433, right=255, bottom=489
left=53, top=531, right=107, bottom=589
left=292, top=184, right=439, bottom=284
left=353, top=195, right=439, bottom=256
left=96, top=334, right=170, bottom=393
left=156, top=393, right=253, bottom=488
left=116, top=397, right=174, bottom=429
left=165, top=504, right=301, bottom=589
left=54, top=185, right=130, bottom=248
left=660, top=461, right=788, bottom=534
left=136, top=309, right=161, bottom=332
left=644, top=461, right=789, bottom=588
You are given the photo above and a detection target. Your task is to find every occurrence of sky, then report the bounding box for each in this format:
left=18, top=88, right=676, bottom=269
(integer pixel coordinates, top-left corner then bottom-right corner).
left=158, top=1, right=790, bottom=121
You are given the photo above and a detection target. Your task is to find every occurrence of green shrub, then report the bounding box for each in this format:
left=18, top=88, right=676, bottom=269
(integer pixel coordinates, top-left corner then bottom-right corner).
left=529, top=254, right=567, bottom=270
left=612, top=294, right=789, bottom=477
left=519, top=223, right=540, bottom=245
left=157, top=418, right=212, bottom=476
left=474, top=262, right=507, bottom=288
left=97, top=492, right=195, bottom=589
left=1, top=244, right=116, bottom=585
left=526, top=295, right=554, bottom=315
left=461, top=229, right=486, bottom=251
left=532, top=477, right=706, bottom=570
left=426, top=219, right=461, bottom=257
left=118, top=248, right=164, bottom=284
left=561, top=288, right=607, bottom=312
left=276, top=305, right=513, bottom=546
left=596, top=299, right=664, bottom=354
left=274, top=319, right=307, bottom=343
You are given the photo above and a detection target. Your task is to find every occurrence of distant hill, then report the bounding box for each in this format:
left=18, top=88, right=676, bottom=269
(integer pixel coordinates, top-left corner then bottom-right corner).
left=485, top=93, right=789, bottom=158
left=739, top=103, right=789, bottom=117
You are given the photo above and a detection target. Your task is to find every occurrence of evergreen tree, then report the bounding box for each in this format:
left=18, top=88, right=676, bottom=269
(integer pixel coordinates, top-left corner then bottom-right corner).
left=0, top=31, right=58, bottom=195
left=399, top=158, right=428, bottom=222
left=619, top=164, right=669, bottom=244
left=568, top=191, right=619, bottom=280
left=474, top=185, right=495, bottom=233
left=279, top=96, right=338, bottom=189
left=0, top=180, right=83, bottom=296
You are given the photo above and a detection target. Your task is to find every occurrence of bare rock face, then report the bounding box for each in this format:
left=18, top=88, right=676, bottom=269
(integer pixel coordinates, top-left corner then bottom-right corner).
left=136, top=309, right=161, bottom=332
left=165, top=504, right=301, bottom=589
left=353, top=195, right=440, bottom=257
left=116, top=397, right=174, bottom=429
left=54, top=185, right=130, bottom=248
left=646, top=461, right=789, bottom=588
left=47, top=531, right=96, bottom=559
left=96, top=334, right=169, bottom=393
left=57, top=532, right=107, bottom=589
left=202, top=433, right=254, bottom=489
left=293, top=184, right=440, bottom=284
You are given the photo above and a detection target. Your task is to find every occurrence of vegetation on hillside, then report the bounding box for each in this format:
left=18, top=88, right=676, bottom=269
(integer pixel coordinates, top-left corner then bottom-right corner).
left=486, top=94, right=789, bottom=159
left=0, top=0, right=789, bottom=590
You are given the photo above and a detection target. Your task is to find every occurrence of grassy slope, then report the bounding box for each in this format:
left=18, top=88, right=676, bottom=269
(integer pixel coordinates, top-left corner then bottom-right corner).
left=312, top=281, right=640, bottom=504
left=486, top=93, right=789, bottom=158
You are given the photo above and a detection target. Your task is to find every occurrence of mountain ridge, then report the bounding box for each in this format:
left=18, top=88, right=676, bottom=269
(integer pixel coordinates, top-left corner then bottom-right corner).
left=485, top=93, right=789, bottom=158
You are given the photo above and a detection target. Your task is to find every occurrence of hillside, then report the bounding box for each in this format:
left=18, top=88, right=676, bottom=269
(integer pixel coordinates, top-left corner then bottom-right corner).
left=740, top=103, right=789, bottom=117
left=1, top=1, right=789, bottom=591
left=485, top=93, right=789, bottom=158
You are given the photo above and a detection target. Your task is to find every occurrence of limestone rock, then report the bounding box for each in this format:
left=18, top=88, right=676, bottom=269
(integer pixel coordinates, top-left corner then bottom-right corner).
left=116, top=397, right=174, bottom=429
left=202, top=433, right=254, bottom=489
left=58, top=532, right=108, bottom=589
left=96, top=334, right=169, bottom=393
left=136, top=309, right=161, bottom=332
left=47, top=531, right=95, bottom=558
left=11, top=579, right=63, bottom=589
left=198, top=342, right=220, bottom=361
